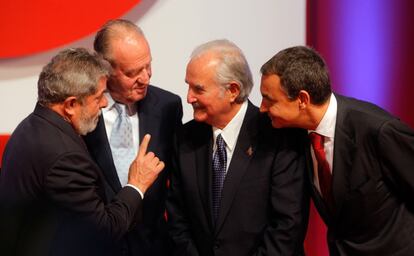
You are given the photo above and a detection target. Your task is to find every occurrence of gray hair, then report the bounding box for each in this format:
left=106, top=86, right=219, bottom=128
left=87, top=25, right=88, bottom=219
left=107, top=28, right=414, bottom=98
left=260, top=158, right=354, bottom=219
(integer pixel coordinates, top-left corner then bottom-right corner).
left=261, top=46, right=331, bottom=105
left=94, top=19, right=144, bottom=63
left=190, top=39, right=253, bottom=103
left=37, top=48, right=111, bottom=106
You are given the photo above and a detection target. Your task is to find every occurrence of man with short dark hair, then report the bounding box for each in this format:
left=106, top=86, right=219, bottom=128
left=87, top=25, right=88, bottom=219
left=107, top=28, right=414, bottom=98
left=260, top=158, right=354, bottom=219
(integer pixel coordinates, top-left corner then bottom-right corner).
left=0, top=48, right=164, bottom=256
left=260, top=46, right=414, bottom=255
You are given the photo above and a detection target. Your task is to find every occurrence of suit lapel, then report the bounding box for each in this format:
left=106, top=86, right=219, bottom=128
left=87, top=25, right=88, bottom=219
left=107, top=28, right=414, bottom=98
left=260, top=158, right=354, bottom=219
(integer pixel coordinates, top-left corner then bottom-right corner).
left=85, top=116, right=122, bottom=192
left=193, top=125, right=215, bottom=231
left=214, top=102, right=258, bottom=234
left=331, top=95, right=357, bottom=219
left=136, top=86, right=165, bottom=200
left=137, top=86, right=161, bottom=153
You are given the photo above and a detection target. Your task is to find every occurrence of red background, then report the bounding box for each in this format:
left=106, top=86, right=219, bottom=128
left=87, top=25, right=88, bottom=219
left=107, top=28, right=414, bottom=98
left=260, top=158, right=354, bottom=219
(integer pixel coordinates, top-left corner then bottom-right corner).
left=0, top=0, right=141, bottom=58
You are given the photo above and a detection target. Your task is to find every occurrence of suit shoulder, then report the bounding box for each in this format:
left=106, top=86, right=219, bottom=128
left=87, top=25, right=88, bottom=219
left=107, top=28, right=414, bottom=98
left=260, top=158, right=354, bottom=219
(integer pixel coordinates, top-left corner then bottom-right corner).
left=182, top=119, right=208, bottom=132
left=10, top=112, right=79, bottom=153
left=148, top=85, right=181, bottom=103
left=178, top=120, right=208, bottom=137
left=337, top=94, right=398, bottom=129
left=337, top=94, right=394, bottom=119
left=2, top=112, right=90, bottom=178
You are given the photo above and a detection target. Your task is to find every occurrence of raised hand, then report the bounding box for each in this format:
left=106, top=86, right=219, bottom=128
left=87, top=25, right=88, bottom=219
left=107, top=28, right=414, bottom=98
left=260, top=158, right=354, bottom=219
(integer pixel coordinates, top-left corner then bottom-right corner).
left=128, top=134, right=165, bottom=193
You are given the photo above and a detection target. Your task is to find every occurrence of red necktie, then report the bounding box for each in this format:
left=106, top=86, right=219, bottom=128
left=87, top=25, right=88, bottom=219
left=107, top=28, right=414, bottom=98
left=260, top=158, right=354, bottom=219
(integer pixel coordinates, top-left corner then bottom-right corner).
left=309, top=132, right=334, bottom=211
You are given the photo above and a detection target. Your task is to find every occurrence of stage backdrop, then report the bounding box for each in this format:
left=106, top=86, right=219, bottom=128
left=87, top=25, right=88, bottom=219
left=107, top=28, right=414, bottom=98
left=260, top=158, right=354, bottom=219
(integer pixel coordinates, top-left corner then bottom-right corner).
left=305, top=1, right=414, bottom=255
left=2, top=0, right=413, bottom=255
left=0, top=0, right=306, bottom=133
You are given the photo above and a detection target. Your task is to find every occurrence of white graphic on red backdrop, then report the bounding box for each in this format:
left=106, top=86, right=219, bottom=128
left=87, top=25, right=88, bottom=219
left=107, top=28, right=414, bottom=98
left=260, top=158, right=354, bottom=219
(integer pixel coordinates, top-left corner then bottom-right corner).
left=0, top=0, right=141, bottom=58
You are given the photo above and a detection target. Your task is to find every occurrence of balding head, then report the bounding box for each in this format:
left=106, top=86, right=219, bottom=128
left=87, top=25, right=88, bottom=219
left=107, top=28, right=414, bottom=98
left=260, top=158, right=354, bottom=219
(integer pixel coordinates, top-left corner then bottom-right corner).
left=94, top=19, right=145, bottom=63
left=94, top=19, right=152, bottom=104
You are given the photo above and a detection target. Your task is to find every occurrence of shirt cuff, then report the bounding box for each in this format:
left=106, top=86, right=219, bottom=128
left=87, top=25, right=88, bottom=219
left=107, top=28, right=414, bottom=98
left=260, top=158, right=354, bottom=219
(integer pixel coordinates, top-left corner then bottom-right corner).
left=125, top=184, right=144, bottom=199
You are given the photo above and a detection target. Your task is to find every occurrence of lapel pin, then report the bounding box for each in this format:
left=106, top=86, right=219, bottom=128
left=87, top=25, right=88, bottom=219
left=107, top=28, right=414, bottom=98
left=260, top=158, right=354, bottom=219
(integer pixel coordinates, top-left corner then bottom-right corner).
left=246, top=146, right=253, bottom=157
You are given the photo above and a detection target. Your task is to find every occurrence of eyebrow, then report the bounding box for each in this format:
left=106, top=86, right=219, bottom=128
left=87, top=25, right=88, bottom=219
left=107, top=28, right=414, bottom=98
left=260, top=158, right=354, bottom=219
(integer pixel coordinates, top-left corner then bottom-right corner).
left=96, top=88, right=106, bottom=97
left=193, top=84, right=204, bottom=89
left=124, top=68, right=140, bottom=76
left=261, top=92, right=270, bottom=99
left=186, top=81, right=205, bottom=90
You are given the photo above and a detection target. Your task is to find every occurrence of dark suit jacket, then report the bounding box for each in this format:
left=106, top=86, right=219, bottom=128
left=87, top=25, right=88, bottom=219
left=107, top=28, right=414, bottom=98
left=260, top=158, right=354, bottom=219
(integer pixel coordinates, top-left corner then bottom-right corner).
left=84, top=85, right=183, bottom=256
left=0, top=104, right=142, bottom=256
left=167, top=102, right=309, bottom=256
left=308, top=94, right=414, bottom=256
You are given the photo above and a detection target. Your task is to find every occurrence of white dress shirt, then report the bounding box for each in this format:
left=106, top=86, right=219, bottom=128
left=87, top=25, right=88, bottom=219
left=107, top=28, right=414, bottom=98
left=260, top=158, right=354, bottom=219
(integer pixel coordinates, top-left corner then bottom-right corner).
left=103, top=93, right=139, bottom=154
left=308, top=93, right=337, bottom=193
left=212, top=101, right=248, bottom=172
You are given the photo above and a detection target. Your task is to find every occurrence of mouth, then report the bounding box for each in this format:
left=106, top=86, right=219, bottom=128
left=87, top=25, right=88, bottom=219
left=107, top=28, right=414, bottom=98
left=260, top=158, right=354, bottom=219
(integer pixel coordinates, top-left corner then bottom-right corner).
left=133, top=82, right=148, bottom=89
left=131, top=86, right=148, bottom=96
left=267, top=115, right=278, bottom=124
left=134, top=86, right=146, bottom=91
left=192, top=103, right=203, bottom=110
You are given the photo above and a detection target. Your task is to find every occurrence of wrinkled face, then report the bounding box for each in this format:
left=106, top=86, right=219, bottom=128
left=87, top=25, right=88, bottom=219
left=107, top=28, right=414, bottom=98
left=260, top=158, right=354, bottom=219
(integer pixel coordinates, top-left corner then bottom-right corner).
left=108, top=34, right=152, bottom=104
left=185, top=54, right=236, bottom=128
left=260, top=74, right=301, bottom=128
left=76, top=77, right=108, bottom=135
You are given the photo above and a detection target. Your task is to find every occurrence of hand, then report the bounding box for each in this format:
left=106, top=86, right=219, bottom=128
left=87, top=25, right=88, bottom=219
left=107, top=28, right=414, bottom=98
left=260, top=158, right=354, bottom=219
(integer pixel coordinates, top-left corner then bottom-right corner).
left=128, top=134, right=165, bottom=194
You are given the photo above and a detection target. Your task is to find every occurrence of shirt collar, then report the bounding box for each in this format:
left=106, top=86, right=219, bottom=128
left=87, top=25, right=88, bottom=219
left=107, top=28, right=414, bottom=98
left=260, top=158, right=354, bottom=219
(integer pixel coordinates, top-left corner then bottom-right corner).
left=103, top=92, right=117, bottom=114
left=213, top=101, right=248, bottom=152
left=103, top=92, right=137, bottom=116
left=310, top=93, right=337, bottom=139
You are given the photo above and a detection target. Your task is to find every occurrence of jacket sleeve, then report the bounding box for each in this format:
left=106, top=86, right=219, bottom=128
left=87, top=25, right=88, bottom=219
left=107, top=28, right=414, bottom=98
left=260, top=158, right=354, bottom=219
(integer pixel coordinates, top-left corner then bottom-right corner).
left=378, top=118, right=414, bottom=207
left=166, top=133, right=200, bottom=256
left=254, top=129, right=310, bottom=256
left=45, top=150, right=143, bottom=241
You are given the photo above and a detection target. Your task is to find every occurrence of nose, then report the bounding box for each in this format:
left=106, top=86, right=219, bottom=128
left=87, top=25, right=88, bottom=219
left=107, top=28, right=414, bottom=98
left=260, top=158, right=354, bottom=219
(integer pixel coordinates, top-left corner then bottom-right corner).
left=101, top=94, right=108, bottom=108
left=187, top=89, right=196, bottom=104
left=259, top=101, right=267, bottom=113
left=137, top=68, right=151, bottom=85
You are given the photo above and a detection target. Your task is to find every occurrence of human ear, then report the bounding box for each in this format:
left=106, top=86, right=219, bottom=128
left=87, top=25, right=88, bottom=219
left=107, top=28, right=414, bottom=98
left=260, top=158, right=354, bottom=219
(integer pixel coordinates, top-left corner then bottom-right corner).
left=298, top=90, right=310, bottom=109
left=227, top=82, right=241, bottom=103
left=62, top=96, right=79, bottom=117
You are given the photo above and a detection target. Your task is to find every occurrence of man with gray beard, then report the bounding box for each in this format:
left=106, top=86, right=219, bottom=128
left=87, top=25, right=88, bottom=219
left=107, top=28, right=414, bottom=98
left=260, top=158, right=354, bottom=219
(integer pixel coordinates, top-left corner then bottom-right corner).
left=0, top=48, right=164, bottom=256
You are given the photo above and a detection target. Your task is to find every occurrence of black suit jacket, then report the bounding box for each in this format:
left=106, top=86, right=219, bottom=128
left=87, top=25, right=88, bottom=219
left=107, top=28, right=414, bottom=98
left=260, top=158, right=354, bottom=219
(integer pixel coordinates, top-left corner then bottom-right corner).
left=167, top=102, right=309, bottom=256
left=84, top=85, right=183, bottom=256
left=308, top=94, right=414, bottom=256
left=0, top=104, right=142, bottom=256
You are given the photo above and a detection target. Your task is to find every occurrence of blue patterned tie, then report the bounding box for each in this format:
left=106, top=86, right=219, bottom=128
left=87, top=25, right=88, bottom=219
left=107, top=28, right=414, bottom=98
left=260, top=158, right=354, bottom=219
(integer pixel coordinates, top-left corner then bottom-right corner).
left=212, top=134, right=227, bottom=221
left=110, top=103, right=135, bottom=186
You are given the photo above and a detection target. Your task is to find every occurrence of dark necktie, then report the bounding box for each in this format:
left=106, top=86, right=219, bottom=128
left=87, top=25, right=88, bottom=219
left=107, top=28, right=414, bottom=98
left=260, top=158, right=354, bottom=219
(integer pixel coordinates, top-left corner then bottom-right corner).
left=309, top=132, right=334, bottom=211
left=212, top=134, right=227, bottom=221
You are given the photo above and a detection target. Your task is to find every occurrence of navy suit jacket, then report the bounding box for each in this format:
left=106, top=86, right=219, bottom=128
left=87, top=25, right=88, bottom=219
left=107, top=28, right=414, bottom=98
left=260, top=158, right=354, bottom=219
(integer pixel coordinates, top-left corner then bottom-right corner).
left=84, top=85, right=182, bottom=256
left=308, top=94, right=414, bottom=256
left=0, top=104, right=142, bottom=256
left=167, top=102, right=309, bottom=256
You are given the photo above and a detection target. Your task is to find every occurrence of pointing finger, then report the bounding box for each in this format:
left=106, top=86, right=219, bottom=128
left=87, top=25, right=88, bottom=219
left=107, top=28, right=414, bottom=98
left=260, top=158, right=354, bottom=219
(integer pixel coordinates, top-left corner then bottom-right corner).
left=138, top=134, right=151, bottom=159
